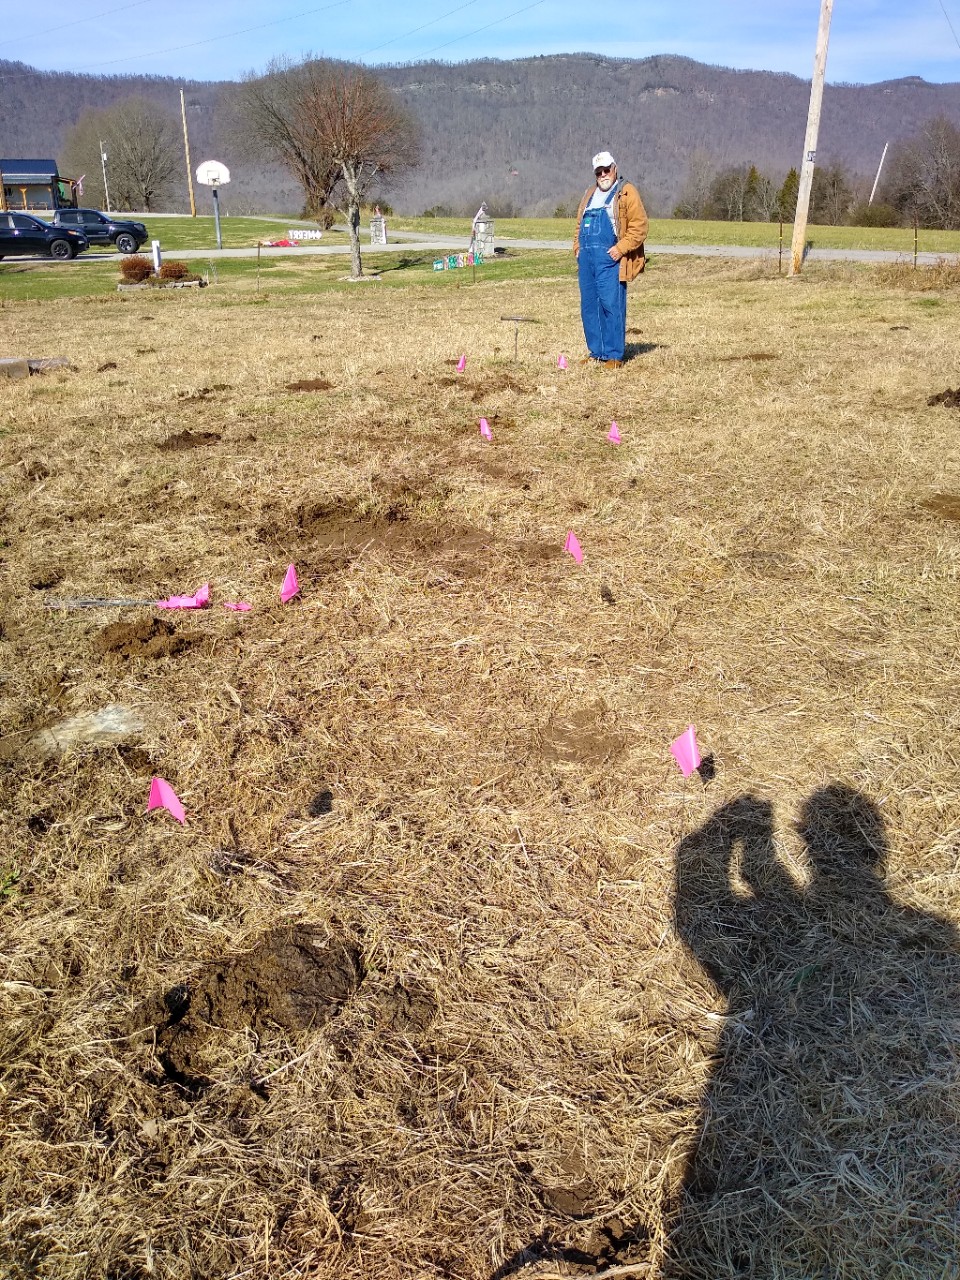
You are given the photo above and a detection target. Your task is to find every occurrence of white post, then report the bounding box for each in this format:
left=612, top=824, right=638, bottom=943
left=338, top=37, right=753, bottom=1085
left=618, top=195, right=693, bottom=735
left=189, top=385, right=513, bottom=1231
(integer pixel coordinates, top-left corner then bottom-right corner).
left=788, top=0, right=834, bottom=276
left=100, top=140, right=111, bottom=213
left=868, top=142, right=889, bottom=205
left=151, top=240, right=162, bottom=274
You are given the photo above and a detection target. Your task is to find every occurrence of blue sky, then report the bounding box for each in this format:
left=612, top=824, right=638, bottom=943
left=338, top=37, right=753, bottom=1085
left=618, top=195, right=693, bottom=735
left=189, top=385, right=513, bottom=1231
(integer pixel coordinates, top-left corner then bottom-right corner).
left=1, top=0, right=959, bottom=83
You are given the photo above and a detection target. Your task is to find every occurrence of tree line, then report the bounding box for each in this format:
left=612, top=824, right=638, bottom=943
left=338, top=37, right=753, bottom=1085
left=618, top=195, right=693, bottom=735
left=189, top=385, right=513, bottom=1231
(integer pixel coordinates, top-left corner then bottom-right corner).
left=671, top=116, right=960, bottom=229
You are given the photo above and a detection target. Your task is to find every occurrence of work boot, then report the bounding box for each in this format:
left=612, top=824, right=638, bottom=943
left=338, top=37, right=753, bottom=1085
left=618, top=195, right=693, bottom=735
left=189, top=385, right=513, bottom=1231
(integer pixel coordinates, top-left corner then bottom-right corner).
left=602, top=359, right=623, bottom=368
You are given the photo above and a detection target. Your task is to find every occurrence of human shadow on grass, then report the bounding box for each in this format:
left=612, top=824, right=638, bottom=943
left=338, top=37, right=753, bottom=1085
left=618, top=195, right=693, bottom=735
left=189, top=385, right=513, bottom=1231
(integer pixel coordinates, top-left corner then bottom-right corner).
left=376, top=253, right=439, bottom=274
left=664, top=786, right=960, bottom=1279
left=624, top=341, right=663, bottom=361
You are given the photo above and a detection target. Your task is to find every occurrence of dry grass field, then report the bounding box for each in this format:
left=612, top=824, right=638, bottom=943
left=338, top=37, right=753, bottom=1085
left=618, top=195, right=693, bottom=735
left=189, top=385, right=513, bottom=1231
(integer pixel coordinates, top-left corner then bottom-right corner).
left=2, top=253, right=960, bottom=1280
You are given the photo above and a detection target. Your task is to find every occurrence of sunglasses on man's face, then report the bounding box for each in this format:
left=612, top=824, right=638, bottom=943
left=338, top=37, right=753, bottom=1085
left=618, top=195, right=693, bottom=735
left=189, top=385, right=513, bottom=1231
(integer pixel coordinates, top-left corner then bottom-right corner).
left=595, top=165, right=614, bottom=176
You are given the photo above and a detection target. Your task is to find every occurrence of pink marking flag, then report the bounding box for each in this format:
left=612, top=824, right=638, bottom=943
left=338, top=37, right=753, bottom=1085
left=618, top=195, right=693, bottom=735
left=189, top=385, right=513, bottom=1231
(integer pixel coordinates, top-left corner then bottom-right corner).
left=456, top=354, right=466, bottom=373
left=670, top=725, right=702, bottom=778
left=557, top=354, right=568, bottom=370
left=280, top=563, right=300, bottom=603
left=564, top=530, right=583, bottom=564
left=479, top=417, right=492, bottom=441
left=607, top=421, right=622, bottom=444
left=147, top=776, right=186, bottom=824
left=223, top=601, right=252, bottom=612
left=156, top=582, right=210, bottom=610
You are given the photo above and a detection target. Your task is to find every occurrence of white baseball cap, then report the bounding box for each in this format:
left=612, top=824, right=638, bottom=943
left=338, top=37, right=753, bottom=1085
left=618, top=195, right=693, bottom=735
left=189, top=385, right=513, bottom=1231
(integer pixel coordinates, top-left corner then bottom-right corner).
left=592, top=151, right=616, bottom=170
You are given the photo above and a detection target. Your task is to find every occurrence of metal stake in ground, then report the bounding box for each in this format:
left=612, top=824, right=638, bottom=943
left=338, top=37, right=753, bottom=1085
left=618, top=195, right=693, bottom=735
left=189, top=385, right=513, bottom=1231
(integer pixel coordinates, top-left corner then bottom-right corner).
left=500, top=315, right=536, bottom=362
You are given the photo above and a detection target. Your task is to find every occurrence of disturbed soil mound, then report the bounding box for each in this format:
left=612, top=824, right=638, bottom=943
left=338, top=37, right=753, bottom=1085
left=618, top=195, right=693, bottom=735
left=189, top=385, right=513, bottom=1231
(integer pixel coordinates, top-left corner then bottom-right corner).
left=149, top=926, right=363, bottom=1090
left=928, top=387, right=960, bottom=408
left=540, top=702, right=625, bottom=766
left=469, top=372, right=528, bottom=402
left=94, top=617, right=196, bottom=660
left=922, top=493, right=960, bottom=522
left=285, top=378, right=333, bottom=392
left=375, top=980, right=437, bottom=1035
left=157, top=429, right=222, bottom=451
left=259, top=498, right=554, bottom=573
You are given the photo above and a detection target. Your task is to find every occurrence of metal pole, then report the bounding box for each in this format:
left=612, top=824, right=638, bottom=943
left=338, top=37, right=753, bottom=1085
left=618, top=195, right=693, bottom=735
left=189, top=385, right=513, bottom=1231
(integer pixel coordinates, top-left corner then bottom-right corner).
left=100, top=140, right=111, bottom=213
left=180, top=88, right=197, bottom=217
left=788, top=0, right=834, bottom=276
left=779, top=215, right=784, bottom=274
left=212, top=186, right=222, bottom=250
left=868, top=141, right=889, bottom=205
left=914, top=208, right=919, bottom=269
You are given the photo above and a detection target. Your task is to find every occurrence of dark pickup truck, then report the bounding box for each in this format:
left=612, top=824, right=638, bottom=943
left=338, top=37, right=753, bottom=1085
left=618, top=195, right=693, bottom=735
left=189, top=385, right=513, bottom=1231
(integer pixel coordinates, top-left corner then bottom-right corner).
left=50, top=207, right=148, bottom=254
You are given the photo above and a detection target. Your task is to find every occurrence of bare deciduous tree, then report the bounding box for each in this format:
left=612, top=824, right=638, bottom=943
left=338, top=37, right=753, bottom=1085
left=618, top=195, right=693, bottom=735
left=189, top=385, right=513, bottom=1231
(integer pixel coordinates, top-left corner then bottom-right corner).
left=886, top=116, right=960, bottom=230
left=60, top=97, right=180, bottom=211
left=231, top=58, right=419, bottom=274
left=301, top=64, right=420, bottom=278
left=229, top=58, right=342, bottom=222
left=672, top=149, right=716, bottom=219
left=809, top=160, right=857, bottom=226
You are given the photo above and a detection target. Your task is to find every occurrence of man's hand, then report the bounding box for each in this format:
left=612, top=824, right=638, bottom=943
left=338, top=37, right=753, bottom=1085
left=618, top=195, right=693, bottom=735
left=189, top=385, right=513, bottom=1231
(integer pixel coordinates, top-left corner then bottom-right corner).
left=607, top=245, right=622, bottom=261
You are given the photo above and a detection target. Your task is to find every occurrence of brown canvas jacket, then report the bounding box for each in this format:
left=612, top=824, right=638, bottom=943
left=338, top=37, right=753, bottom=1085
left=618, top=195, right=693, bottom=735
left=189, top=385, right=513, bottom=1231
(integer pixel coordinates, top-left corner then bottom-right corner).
left=573, top=179, right=649, bottom=283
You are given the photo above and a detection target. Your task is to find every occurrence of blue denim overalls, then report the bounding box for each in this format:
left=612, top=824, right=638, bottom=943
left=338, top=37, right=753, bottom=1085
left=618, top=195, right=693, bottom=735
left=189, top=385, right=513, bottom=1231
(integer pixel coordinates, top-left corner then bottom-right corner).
left=578, top=182, right=627, bottom=362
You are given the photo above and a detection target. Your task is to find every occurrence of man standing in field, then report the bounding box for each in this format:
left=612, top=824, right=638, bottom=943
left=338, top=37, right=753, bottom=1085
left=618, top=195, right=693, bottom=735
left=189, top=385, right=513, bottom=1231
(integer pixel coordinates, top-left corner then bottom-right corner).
left=574, top=151, right=648, bottom=367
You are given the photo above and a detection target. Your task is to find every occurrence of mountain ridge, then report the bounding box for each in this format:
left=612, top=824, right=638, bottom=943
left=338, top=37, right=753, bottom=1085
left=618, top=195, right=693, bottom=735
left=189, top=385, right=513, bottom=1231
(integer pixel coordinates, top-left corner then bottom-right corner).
left=2, top=53, right=958, bottom=215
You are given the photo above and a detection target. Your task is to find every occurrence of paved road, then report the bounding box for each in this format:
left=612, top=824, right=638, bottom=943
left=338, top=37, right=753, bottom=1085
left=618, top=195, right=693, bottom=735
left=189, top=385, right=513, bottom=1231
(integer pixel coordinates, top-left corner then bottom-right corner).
left=9, top=227, right=958, bottom=268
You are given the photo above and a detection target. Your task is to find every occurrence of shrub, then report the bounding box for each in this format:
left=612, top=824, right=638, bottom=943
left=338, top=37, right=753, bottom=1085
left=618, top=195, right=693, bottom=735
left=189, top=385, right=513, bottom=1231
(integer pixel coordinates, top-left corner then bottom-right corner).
left=119, top=255, right=152, bottom=282
left=158, top=260, right=190, bottom=280
left=848, top=201, right=900, bottom=228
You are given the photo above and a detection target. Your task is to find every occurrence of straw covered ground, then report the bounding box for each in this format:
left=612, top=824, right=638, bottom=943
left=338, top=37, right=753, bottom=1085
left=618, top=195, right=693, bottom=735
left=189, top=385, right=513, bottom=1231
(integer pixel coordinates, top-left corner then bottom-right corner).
left=2, top=253, right=960, bottom=1280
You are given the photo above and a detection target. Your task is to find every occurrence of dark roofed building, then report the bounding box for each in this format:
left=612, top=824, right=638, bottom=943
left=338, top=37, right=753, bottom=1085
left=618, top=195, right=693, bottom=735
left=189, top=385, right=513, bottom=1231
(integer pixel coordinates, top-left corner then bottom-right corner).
left=0, top=159, right=78, bottom=211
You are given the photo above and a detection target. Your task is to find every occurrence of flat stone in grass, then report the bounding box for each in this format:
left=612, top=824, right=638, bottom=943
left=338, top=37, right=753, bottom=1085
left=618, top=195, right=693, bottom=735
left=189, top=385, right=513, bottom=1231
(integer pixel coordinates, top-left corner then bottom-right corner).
left=0, top=358, right=71, bottom=379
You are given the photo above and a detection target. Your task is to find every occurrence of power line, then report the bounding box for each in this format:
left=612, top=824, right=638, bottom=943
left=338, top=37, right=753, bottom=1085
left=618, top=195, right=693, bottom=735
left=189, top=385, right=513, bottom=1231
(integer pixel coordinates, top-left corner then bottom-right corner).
left=363, top=0, right=485, bottom=58
left=0, top=0, right=352, bottom=80
left=935, top=0, right=960, bottom=52
left=422, top=0, right=548, bottom=56
left=0, top=0, right=150, bottom=49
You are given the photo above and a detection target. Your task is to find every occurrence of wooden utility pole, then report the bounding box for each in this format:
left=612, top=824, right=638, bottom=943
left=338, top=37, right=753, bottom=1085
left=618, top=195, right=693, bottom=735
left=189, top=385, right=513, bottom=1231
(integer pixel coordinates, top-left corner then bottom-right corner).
left=180, top=88, right=197, bottom=217
left=788, top=0, right=834, bottom=276
left=868, top=141, right=889, bottom=204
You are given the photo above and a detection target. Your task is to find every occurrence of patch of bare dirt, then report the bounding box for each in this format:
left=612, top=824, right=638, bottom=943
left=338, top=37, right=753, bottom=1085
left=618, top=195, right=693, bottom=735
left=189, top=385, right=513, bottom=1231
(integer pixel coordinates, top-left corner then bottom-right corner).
left=285, top=378, right=333, bottom=392
left=376, top=981, right=437, bottom=1035
left=258, top=496, right=553, bottom=575
left=94, top=617, right=197, bottom=660
left=922, top=494, right=960, bottom=522
left=469, top=373, right=528, bottom=402
left=145, top=926, right=363, bottom=1091
left=540, top=703, right=625, bottom=766
left=928, top=388, right=960, bottom=408
left=474, top=458, right=536, bottom=489
left=157, top=429, right=222, bottom=452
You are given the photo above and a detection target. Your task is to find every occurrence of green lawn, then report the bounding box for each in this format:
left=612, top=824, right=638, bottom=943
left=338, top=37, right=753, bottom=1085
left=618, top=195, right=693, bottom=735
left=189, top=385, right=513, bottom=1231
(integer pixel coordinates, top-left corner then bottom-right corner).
left=390, top=214, right=960, bottom=255
left=0, top=248, right=570, bottom=303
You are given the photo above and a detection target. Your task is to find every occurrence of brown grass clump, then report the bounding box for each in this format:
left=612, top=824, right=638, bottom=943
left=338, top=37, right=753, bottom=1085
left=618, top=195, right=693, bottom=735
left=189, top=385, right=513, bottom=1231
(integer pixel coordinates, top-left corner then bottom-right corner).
left=873, top=256, right=960, bottom=290
left=119, top=254, right=152, bottom=282
left=2, top=256, right=960, bottom=1279
left=158, top=260, right=191, bottom=282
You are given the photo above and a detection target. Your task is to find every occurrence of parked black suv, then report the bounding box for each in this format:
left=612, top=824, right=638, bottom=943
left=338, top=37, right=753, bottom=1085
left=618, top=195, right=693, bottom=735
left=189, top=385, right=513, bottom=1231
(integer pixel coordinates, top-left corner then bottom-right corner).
left=0, top=212, right=89, bottom=260
left=50, top=208, right=147, bottom=254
